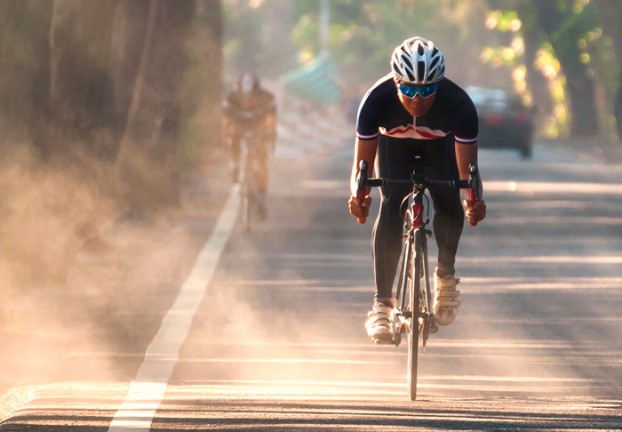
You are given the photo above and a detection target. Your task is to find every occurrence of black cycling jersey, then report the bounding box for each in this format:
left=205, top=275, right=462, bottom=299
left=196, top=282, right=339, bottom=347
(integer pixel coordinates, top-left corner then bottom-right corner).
left=356, top=73, right=479, bottom=302
left=356, top=74, right=478, bottom=145
left=223, top=88, right=276, bottom=126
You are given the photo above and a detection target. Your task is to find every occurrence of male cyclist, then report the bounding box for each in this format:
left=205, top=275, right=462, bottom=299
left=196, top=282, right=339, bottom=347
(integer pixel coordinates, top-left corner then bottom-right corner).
left=223, top=70, right=277, bottom=218
left=347, top=36, right=487, bottom=343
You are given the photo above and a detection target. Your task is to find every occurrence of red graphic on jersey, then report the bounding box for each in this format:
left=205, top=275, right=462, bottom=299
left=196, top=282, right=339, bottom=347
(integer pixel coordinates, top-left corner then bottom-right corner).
left=380, top=124, right=449, bottom=140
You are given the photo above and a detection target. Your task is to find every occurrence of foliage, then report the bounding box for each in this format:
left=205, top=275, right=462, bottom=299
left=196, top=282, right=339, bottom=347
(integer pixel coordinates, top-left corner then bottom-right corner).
left=481, top=0, right=620, bottom=138
left=284, top=0, right=621, bottom=138
left=224, top=0, right=622, bottom=138
left=289, top=1, right=488, bottom=90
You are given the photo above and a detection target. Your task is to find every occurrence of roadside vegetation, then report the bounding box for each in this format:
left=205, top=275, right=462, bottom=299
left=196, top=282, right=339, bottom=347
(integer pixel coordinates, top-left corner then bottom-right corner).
left=1, top=0, right=620, bottom=287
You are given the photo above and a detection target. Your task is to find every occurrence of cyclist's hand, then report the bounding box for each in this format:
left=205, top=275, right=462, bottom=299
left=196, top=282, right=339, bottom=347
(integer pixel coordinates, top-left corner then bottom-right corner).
left=463, top=199, right=486, bottom=224
left=349, top=195, right=372, bottom=219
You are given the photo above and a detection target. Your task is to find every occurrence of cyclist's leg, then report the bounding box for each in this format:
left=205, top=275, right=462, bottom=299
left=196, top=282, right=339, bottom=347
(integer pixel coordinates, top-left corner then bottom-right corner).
left=228, top=126, right=242, bottom=182
left=429, top=186, right=464, bottom=276
left=254, top=134, right=270, bottom=194
left=372, top=138, right=419, bottom=303
left=425, top=139, right=464, bottom=276
left=429, top=185, right=463, bottom=325
left=427, top=140, right=463, bottom=325
left=252, top=133, right=270, bottom=219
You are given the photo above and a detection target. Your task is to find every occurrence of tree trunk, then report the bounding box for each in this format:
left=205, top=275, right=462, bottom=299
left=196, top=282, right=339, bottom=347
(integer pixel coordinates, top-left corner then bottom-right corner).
left=593, top=0, right=622, bottom=140
left=516, top=3, right=552, bottom=135
left=48, top=0, right=119, bottom=158
left=0, top=0, right=53, bottom=147
left=114, top=0, right=197, bottom=212
left=532, top=0, right=598, bottom=137
left=109, top=0, right=152, bottom=142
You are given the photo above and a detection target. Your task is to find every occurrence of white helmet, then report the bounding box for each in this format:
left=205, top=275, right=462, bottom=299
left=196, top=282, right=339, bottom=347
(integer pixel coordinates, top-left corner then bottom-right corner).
left=391, top=37, right=445, bottom=84
left=237, top=70, right=259, bottom=95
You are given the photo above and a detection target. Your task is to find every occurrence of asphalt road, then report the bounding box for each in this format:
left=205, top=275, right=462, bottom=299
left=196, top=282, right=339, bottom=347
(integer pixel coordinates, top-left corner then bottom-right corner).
left=1, top=136, right=621, bottom=431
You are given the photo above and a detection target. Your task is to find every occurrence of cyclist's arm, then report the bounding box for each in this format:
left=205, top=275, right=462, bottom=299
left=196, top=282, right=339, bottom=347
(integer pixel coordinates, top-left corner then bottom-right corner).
left=350, top=136, right=378, bottom=196
left=455, top=140, right=486, bottom=223
left=455, top=141, right=480, bottom=200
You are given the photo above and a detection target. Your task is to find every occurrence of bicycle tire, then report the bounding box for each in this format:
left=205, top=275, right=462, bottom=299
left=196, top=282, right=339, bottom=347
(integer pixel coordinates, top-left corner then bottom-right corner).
left=420, top=232, right=432, bottom=346
left=396, top=234, right=411, bottom=313
left=240, top=179, right=252, bottom=232
left=240, top=144, right=253, bottom=232
left=407, top=228, right=425, bottom=401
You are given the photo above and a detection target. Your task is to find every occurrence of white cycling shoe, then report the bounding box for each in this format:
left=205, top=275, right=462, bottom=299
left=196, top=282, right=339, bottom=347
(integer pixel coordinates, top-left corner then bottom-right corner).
left=433, top=273, right=461, bottom=326
left=365, top=301, right=394, bottom=342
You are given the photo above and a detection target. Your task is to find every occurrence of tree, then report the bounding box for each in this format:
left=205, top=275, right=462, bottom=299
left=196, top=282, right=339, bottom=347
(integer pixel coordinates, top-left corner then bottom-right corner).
left=0, top=0, right=223, bottom=285
left=593, top=0, right=622, bottom=140
left=515, top=3, right=553, bottom=124
left=289, top=0, right=489, bottom=88
left=0, top=0, right=53, bottom=145
left=532, top=0, right=598, bottom=137
left=48, top=0, right=120, bottom=159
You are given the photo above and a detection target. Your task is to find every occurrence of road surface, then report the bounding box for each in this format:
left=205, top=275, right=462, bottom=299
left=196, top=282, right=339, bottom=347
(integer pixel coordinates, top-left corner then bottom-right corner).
left=1, top=120, right=621, bottom=430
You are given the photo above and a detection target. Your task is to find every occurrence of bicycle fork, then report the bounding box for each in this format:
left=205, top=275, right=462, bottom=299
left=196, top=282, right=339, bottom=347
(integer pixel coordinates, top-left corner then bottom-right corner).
left=410, top=190, right=434, bottom=348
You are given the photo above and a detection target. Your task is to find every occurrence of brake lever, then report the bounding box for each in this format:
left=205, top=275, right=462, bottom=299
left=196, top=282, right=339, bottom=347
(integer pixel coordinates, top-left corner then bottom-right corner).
left=468, top=163, right=481, bottom=227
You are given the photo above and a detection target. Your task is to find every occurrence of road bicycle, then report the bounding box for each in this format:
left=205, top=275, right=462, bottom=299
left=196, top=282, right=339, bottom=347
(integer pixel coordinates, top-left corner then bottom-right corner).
left=357, top=157, right=481, bottom=400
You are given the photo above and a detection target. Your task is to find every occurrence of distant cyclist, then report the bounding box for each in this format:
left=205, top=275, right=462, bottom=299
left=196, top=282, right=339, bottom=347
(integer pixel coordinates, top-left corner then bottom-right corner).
left=347, top=36, right=487, bottom=342
left=223, top=70, right=277, bottom=217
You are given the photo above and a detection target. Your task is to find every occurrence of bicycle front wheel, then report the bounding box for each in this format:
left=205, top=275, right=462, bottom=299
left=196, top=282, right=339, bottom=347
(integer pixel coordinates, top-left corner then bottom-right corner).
left=407, top=228, right=425, bottom=401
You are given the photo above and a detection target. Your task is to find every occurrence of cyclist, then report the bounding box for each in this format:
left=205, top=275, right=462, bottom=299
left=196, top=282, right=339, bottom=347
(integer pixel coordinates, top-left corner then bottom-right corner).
left=347, top=36, right=487, bottom=343
left=222, top=70, right=277, bottom=218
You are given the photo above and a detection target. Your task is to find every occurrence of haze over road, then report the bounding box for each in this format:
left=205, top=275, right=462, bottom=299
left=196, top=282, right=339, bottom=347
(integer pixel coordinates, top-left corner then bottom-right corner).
left=1, top=127, right=621, bottom=430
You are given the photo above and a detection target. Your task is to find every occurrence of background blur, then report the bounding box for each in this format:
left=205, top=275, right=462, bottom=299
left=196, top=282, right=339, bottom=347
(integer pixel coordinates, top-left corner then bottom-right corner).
left=1, top=0, right=621, bottom=296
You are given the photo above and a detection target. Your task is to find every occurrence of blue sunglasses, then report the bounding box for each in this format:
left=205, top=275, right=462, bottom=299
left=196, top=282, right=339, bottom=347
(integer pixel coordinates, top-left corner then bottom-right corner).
left=398, top=83, right=438, bottom=99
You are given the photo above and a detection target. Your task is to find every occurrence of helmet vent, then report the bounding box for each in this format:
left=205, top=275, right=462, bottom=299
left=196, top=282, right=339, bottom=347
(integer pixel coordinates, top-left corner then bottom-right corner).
left=402, top=56, right=413, bottom=71
left=417, top=61, right=426, bottom=81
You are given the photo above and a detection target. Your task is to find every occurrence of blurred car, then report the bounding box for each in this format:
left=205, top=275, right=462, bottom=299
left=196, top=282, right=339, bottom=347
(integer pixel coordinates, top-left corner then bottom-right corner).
left=465, top=86, right=535, bottom=159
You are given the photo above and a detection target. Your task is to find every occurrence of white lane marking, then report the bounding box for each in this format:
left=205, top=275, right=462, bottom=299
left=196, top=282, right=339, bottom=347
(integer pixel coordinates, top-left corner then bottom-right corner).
left=108, top=184, right=240, bottom=431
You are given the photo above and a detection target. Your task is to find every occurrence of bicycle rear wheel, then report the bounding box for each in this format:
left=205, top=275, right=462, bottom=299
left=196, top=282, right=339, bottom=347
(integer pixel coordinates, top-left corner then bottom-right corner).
left=407, top=229, right=425, bottom=401
left=240, top=143, right=254, bottom=232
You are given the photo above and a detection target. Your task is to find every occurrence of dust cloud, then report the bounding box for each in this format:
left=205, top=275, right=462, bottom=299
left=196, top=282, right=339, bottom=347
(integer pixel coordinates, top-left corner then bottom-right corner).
left=0, top=141, right=186, bottom=383
left=0, top=141, right=118, bottom=402
left=0, top=0, right=223, bottom=410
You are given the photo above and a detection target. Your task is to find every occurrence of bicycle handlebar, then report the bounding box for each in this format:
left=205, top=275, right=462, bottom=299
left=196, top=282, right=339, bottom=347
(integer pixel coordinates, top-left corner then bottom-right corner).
left=355, top=160, right=482, bottom=227
left=365, top=177, right=471, bottom=188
